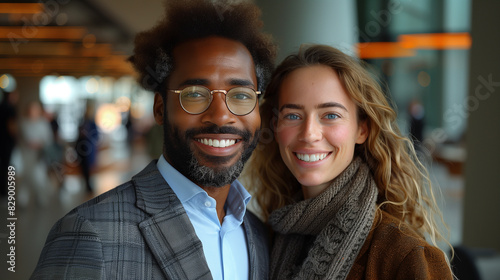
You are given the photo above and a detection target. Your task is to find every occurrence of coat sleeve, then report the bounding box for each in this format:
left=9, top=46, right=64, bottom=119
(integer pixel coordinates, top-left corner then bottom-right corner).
left=396, top=245, right=453, bottom=280
left=30, top=211, right=105, bottom=280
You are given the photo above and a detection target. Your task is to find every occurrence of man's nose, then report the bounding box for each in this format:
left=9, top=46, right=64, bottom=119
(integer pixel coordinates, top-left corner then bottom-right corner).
left=200, top=92, right=237, bottom=126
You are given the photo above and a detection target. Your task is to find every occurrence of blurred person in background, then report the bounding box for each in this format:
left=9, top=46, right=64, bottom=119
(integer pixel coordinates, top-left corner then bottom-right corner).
left=0, top=89, right=19, bottom=197
left=17, top=100, right=53, bottom=207
left=75, top=101, right=99, bottom=194
left=45, top=109, right=65, bottom=188
left=125, top=110, right=134, bottom=146
left=408, top=98, right=425, bottom=149
left=31, top=0, right=276, bottom=279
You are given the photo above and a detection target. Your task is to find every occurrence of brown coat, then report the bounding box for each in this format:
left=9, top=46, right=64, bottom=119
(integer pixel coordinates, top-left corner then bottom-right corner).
left=347, top=211, right=453, bottom=280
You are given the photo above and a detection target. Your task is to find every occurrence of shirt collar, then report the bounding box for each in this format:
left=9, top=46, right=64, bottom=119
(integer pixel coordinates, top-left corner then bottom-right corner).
left=156, top=155, right=251, bottom=215
left=226, top=179, right=251, bottom=221
left=157, top=155, right=204, bottom=203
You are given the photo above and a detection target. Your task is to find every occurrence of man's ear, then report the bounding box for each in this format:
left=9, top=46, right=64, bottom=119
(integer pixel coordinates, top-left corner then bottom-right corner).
left=153, top=93, right=164, bottom=125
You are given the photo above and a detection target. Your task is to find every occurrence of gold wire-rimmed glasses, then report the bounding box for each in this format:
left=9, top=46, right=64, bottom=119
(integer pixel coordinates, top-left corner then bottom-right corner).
left=169, top=85, right=261, bottom=116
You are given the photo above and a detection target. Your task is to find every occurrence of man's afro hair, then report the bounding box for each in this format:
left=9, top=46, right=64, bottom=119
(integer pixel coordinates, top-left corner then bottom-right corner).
left=128, top=0, right=277, bottom=93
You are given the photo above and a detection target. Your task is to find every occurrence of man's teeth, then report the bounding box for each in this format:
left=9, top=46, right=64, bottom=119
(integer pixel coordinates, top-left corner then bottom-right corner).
left=296, top=153, right=328, bottom=162
left=197, top=139, right=237, bottom=148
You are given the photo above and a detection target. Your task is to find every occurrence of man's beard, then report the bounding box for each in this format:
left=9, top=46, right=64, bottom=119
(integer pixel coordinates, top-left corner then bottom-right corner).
left=163, top=117, right=260, bottom=188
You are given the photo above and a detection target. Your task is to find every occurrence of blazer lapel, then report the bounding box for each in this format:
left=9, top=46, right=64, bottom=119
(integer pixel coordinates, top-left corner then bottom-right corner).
left=244, top=212, right=270, bottom=280
left=133, top=161, right=212, bottom=280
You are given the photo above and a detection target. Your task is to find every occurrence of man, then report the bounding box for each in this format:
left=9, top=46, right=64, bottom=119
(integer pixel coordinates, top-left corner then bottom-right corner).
left=30, top=0, right=276, bottom=279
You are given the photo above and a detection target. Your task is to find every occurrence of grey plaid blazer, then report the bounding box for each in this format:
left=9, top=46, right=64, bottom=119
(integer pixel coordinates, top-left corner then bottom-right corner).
left=30, top=161, right=269, bottom=279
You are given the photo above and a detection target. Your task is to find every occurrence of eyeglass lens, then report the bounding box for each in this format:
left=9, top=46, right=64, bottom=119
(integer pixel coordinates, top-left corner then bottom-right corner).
left=179, top=86, right=257, bottom=115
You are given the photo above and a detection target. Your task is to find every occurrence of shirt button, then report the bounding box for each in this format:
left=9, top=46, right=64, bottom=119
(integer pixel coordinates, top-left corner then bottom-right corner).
left=204, top=201, right=212, bottom=207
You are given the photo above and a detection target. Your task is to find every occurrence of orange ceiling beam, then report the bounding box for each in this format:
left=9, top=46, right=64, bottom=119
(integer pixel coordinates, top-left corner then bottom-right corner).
left=3, top=68, right=134, bottom=76
left=0, top=42, right=112, bottom=57
left=399, top=32, right=471, bottom=50
left=0, top=26, right=87, bottom=40
left=0, top=3, right=44, bottom=14
left=0, top=42, right=74, bottom=56
left=357, top=42, right=416, bottom=59
left=0, top=57, right=134, bottom=74
left=357, top=33, right=471, bottom=59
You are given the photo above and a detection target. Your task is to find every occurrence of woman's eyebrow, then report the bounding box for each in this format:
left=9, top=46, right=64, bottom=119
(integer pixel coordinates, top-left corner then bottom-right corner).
left=316, top=102, right=348, bottom=112
left=279, top=104, right=304, bottom=112
left=279, top=102, right=348, bottom=112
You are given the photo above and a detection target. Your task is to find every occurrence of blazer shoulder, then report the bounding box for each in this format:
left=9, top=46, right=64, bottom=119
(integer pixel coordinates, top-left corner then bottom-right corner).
left=31, top=207, right=105, bottom=279
left=73, top=159, right=161, bottom=218
left=72, top=180, right=137, bottom=218
left=47, top=160, right=166, bottom=236
left=41, top=179, right=137, bottom=240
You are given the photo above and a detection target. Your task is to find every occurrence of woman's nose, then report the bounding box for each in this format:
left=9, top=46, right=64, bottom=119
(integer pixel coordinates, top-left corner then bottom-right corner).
left=299, top=117, right=322, bottom=143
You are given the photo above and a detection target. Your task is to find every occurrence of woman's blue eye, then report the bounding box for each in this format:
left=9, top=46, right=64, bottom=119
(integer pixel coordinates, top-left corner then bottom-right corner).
left=285, top=114, right=300, bottom=120
left=325, top=114, right=339, bottom=120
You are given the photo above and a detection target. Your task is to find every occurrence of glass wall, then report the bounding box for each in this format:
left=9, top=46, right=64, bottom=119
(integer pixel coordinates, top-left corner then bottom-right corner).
left=357, top=0, right=471, bottom=147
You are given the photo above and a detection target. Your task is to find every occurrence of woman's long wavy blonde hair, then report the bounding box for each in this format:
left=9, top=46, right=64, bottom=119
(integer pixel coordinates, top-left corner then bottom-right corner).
left=245, top=44, right=449, bottom=249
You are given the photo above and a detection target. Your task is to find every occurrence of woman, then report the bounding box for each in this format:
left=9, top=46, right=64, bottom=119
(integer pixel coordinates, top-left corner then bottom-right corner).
left=247, top=45, right=453, bottom=279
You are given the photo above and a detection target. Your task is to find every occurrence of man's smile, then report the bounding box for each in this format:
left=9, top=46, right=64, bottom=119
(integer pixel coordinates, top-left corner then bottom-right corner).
left=193, top=133, right=244, bottom=157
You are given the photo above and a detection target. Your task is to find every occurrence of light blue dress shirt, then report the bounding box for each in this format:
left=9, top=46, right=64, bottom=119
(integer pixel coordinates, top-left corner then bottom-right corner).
left=157, top=155, right=250, bottom=280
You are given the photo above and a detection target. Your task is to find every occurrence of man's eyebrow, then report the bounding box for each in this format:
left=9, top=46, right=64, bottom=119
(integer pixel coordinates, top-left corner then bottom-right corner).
left=279, top=104, right=304, bottom=112
left=228, top=78, right=255, bottom=88
left=178, top=79, right=209, bottom=88
left=177, top=78, right=255, bottom=88
left=316, top=102, right=348, bottom=112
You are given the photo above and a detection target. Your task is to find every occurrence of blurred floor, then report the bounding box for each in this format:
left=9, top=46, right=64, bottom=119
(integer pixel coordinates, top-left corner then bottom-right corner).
left=1, top=139, right=499, bottom=279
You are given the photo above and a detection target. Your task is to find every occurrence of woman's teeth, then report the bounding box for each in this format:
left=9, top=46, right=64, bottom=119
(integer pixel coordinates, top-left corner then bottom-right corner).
left=197, top=138, right=236, bottom=148
left=296, top=153, right=328, bottom=162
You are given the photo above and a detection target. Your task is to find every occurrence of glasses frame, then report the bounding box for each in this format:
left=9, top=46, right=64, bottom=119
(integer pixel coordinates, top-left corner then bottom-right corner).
left=169, top=85, right=261, bottom=116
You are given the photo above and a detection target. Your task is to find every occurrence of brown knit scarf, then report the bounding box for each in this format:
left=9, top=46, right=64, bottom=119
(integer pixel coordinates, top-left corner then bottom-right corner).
left=268, top=157, right=378, bottom=280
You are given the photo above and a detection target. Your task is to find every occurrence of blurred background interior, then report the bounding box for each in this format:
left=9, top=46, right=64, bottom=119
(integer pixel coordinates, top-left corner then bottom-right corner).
left=0, top=0, right=499, bottom=279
